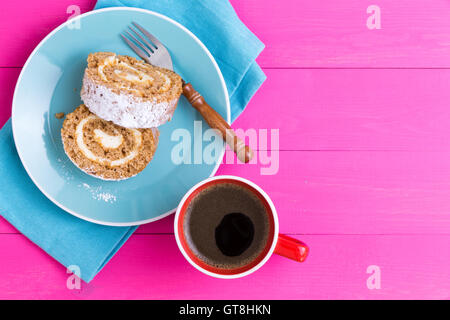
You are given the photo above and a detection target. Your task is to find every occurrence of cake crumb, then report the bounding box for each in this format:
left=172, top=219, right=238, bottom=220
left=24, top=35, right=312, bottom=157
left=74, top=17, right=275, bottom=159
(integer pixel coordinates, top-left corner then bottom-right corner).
left=55, top=112, right=65, bottom=119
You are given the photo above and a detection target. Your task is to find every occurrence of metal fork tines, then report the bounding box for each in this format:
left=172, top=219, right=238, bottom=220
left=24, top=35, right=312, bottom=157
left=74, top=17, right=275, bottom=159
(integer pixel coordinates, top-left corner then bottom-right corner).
left=121, top=22, right=173, bottom=70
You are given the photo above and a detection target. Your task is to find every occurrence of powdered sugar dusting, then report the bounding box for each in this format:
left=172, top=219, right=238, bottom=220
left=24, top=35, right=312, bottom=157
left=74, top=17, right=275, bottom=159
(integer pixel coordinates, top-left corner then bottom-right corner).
left=81, top=75, right=178, bottom=128
left=56, top=157, right=75, bottom=181
left=80, top=183, right=117, bottom=203
left=95, top=192, right=117, bottom=203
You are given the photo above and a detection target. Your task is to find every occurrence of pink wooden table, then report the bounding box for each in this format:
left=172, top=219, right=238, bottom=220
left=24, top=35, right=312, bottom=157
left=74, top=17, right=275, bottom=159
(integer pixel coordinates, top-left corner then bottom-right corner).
left=2, top=0, right=450, bottom=299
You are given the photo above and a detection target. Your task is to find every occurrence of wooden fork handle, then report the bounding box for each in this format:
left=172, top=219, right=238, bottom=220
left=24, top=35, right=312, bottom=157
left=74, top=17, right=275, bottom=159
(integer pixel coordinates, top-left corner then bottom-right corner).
left=182, top=82, right=254, bottom=163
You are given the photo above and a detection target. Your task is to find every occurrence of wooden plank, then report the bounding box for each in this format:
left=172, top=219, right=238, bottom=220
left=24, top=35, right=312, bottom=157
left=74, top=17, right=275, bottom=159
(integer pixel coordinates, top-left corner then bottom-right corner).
left=233, top=68, right=450, bottom=151
left=0, top=217, right=18, bottom=234
left=4, top=68, right=450, bottom=152
left=0, top=233, right=449, bottom=299
left=3, top=1, right=450, bottom=67
left=139, top=150, right=450, bottom=234
left=0, top=1, right=93, bottom=67
left=0, top=68, right=19, bottom=125
left=4, top=149, right=450, bottom=235
left=232, top=0, right=450, bottom=68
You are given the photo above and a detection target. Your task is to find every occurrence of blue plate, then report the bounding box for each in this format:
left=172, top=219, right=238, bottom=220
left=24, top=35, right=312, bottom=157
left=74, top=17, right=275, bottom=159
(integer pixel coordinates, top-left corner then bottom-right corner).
left=12, top=8, right=230, bottom=226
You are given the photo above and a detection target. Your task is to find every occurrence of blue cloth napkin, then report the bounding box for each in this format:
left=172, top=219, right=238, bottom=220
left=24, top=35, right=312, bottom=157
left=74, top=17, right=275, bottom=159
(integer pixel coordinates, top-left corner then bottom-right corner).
left=0, top=0, right=265, bottom=283
left=0, top=120, right=136, bottom=282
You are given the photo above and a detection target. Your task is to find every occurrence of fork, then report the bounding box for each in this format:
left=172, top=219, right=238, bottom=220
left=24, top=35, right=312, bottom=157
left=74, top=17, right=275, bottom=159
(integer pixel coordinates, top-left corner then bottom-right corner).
left=121, top=22, right=254, bottom=163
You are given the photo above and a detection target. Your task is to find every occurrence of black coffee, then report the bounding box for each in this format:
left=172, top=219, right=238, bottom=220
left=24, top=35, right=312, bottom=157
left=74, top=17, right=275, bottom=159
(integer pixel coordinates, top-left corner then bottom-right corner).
left=215, top=212, right=255, bottom=257
left=183, top=183, right=270, bottom=269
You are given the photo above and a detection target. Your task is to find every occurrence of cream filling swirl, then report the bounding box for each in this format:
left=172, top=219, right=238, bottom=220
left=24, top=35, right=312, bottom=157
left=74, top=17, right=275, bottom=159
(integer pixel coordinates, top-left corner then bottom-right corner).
left=76, top=115, right=142, bottom=167
left=94, top=129, right=123, bottom=149
left=97, top=55, right=171, bottom=92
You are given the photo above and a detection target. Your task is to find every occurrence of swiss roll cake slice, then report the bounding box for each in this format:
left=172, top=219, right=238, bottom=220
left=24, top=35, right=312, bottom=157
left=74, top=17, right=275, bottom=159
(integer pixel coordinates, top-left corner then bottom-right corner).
left=81, top=52, right=183, bottom=128
left=61, top=105, right=159, bottom=181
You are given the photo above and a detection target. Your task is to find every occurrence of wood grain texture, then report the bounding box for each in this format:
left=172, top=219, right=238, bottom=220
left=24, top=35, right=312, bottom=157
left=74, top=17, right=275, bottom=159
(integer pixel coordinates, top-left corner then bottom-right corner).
left=0, top=1, right=94, bottom=67
left=1, top=233, right=449, bottom=299
left=233, top=0, right=450, bottom=68
left=232, top=68, right=450, bottom=151
left=6, top=68, right=450, bottom=151
left=3, top=150, right=450, bottom=235
left=4, top=1, right=450, bottom=67
left=136, top=150, right=450, bottom=235
left=2, top=0, right=450, bottom=299
left=0, top=68, right=19, bottom=125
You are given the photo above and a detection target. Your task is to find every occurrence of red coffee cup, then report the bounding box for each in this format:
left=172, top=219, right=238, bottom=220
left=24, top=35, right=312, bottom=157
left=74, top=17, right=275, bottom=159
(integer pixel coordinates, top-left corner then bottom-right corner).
left=174, top=175, right=309, bottom=279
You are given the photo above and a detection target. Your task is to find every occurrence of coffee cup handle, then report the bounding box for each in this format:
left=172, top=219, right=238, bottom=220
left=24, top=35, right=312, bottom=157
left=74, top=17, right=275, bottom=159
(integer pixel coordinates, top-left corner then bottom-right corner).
left=274, top=234, right=309, bottom=262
